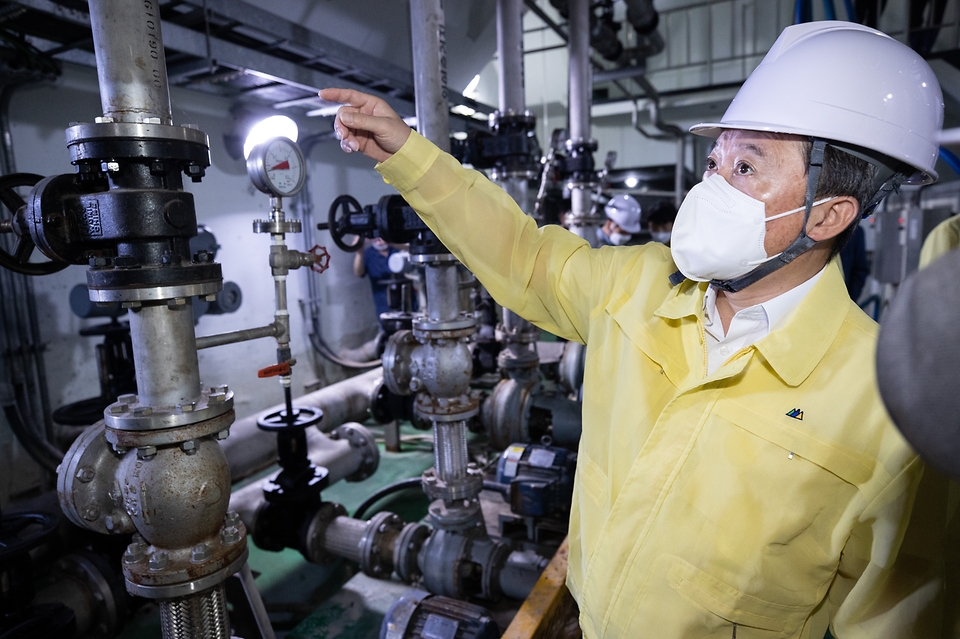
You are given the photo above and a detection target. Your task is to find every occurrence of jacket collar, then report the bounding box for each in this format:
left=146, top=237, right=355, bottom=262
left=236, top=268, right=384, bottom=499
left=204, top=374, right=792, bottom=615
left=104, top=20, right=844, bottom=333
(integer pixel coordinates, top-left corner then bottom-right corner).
left=647, top=260, right=850, bottom=386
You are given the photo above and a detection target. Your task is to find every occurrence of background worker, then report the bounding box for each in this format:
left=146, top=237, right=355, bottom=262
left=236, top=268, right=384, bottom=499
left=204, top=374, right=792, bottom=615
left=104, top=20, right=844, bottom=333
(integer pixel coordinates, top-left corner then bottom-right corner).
left=646, top=200, right=678, bottom=246
left=597, top=193, right=642, bottom=246
left=322, top=20, right=943, bottom=638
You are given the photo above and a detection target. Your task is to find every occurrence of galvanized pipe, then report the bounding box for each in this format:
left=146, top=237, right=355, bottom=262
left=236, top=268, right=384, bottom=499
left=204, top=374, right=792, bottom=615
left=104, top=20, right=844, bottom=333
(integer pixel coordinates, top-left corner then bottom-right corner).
left=497, top=0, right=525, bottom=114
left=127, top=302, right=201, bottom=409
left=410, top=0, right=450, bottom=152
left=195, top=323, right=280, bottom=350
left=567, top=0, right=592, bottom=144
left=87, top=0, right=173, bottom=124
left=424, top=264, right=460, bottom=323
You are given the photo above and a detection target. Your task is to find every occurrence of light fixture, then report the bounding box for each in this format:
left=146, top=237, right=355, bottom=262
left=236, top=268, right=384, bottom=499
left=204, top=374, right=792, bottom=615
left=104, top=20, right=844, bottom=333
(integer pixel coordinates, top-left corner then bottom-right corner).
left=243, top=115, right=299, bottom=159
left=451, top=105, right=476, bottom=117
left=624, top=176, right=639, bottom=188
left=464, top=74, right=481, bottom=98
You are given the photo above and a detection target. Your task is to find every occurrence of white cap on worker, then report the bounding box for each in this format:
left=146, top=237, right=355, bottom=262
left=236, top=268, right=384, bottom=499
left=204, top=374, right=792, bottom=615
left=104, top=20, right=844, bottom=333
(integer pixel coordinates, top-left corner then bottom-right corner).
left=603, top=194, right=642, bottom=234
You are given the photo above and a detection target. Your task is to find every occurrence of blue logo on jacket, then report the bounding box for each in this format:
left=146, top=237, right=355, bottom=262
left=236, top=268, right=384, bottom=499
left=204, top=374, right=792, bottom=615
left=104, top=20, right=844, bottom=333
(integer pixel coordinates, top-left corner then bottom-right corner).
left=786, top=408, right=804, bottom=421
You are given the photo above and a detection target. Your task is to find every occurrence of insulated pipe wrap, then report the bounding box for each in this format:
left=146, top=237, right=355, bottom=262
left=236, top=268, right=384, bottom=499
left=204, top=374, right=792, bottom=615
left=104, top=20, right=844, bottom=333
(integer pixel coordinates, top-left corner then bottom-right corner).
left=320, top=516, right=367, bottom=563
left=159, top=585, right=230, bottom=639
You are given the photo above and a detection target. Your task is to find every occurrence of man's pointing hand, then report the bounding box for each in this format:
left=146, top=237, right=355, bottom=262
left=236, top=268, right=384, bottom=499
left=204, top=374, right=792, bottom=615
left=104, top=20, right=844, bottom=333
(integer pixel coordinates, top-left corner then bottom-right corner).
left=319, top=88, right=412, bottom=163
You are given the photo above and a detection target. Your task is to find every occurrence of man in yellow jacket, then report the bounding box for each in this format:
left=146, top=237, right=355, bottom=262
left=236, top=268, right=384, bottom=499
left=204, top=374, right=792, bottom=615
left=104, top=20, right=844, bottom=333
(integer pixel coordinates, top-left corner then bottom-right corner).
left=321, top=21, right=943, bottom=639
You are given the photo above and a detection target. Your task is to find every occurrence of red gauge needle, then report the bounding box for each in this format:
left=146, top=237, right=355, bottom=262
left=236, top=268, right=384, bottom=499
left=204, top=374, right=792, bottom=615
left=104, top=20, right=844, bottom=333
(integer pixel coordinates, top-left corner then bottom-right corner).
left=270, top=160, right=291, bottom=170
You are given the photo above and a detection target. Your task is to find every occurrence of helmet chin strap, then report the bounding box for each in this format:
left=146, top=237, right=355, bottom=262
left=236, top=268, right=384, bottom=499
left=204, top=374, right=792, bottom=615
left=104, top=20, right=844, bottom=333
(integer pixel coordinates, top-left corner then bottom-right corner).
left=700, top=140, right=907, bottom=294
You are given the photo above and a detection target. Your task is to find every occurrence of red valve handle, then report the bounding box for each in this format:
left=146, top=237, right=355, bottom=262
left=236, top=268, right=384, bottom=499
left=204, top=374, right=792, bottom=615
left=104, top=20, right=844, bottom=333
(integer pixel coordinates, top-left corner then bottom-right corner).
left=258, top=361, right=291, bottom=378
left=308, top=245, right=331, bottom=274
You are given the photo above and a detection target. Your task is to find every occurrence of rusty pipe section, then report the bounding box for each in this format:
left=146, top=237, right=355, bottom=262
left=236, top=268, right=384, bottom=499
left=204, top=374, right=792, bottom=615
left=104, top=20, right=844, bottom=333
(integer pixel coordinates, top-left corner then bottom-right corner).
left=88, top=0, right=173, bottom=124
left=222, top=368, right=383, bottom=482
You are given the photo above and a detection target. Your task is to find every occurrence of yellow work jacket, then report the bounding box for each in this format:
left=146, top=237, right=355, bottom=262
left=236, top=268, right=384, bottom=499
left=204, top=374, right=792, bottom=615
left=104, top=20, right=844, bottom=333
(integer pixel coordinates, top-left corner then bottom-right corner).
left=377, top=131, right=926, bottom=639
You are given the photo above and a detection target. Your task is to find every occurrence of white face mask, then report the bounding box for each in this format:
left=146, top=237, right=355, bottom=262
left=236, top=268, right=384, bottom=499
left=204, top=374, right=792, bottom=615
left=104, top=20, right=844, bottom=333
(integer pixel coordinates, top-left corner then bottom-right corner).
left=650, top=231, right=672, bottom=245
left=610, top=232, right=631, bottom=246
left=670, top=174, right=834, bottom=282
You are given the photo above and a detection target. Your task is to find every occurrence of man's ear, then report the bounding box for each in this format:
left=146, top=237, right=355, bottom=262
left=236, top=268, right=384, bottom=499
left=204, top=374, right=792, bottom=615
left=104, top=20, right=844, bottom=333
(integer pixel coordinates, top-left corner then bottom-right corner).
left=806, top=196, right=859, bottom=242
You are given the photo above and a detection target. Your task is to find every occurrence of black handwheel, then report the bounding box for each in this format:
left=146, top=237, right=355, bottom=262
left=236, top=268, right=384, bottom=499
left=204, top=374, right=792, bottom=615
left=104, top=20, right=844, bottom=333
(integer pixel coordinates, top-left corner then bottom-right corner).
left=326, top=194, right=364, bottom=252
left=0, top=173, right=67, bottom=276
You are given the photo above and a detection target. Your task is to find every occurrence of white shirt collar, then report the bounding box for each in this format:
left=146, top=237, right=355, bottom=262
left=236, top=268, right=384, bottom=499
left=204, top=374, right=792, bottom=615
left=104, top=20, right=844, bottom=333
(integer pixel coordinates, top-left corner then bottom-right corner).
left=701, top=266, right=827, bottom=374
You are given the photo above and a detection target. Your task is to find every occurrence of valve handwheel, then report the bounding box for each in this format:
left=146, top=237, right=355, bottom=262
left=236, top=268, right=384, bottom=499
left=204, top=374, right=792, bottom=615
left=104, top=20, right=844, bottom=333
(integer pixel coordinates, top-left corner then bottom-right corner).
left=326, top=194, right=364, bottom=253
left=0, top=173, right=68, bottom=276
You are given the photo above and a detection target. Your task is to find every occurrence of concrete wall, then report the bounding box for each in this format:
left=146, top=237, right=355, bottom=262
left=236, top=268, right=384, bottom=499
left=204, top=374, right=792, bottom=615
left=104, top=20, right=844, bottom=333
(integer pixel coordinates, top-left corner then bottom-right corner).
left=0, top=62, right=390, bottom=503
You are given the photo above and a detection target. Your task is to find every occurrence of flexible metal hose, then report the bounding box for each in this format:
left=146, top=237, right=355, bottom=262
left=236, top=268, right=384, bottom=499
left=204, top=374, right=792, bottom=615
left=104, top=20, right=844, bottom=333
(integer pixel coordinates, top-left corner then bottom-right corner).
left=159, top=585, right=230, bottom=639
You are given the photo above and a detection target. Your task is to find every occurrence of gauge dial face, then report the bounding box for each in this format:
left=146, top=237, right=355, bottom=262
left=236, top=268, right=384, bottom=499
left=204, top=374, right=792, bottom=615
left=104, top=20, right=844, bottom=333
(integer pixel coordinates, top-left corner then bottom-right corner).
left=247, top=137, right=306, bottom=197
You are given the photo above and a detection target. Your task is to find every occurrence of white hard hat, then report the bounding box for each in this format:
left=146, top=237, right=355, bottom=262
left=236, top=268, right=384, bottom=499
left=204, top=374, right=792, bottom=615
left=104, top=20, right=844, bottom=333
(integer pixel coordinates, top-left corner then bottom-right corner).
left=604, top=194, right=641, bottom=234
left=690, top=21, right=943, bottom=184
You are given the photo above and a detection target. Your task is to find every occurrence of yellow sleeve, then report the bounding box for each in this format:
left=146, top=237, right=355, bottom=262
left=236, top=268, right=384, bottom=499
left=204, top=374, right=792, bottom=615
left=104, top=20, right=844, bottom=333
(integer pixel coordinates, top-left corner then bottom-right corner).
left=376, top=130, right=619, bottom=344
left=828, top=456, right=942, bottom=638
left=918, top=216, right=960, bottom=269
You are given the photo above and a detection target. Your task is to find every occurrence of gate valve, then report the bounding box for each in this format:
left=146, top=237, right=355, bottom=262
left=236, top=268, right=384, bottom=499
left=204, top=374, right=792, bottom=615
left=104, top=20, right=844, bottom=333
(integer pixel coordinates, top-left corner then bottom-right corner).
left=308, top=244, right=331, bottom=273
left=258, top=361, right=292, bottom=378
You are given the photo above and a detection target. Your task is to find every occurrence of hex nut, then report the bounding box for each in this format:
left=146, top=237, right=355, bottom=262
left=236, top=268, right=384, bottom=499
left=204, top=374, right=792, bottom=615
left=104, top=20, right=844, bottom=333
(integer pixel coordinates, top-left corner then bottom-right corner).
left=108, top=404, right=128, bottom=415
left=149, top=552, right=169, bottom=571
left=137, top=446, right=157, bottom=460
left=118, top=394, right=137, bottom=404
left=221, top=526, right=241, bottom=546
left=178, top=402, right=196, bottom=413
left=180, top=440, right=197, bottom=454
left=209, top=392, right=226, bottom=404
left=123, top=543, right=145, bottom=564
left=191, top=543, right=211, bottom=564
left=215, top=429, right=230, bottom=441
left=81, top=505, right=100, bottom=521
left=75, top=467, right=95, bottom=483
left=132, top=407, right=153, bottom=417
left=224, top=511, right=241, bottom=528
left=104, top=515, right=116, bottom=531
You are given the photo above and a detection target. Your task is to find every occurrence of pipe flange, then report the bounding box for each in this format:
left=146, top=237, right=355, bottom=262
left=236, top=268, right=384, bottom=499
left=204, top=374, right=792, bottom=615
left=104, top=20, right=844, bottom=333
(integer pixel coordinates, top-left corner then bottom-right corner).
left=303, top=502, right=349, bottom=565
left=421, top=466, right=483, bottom=503
left=414, top=392, right=480, bottom=423
left=330, top=423, right=380, bottom=482
left=252, top=219, right=302, bottom=235
left=472, top=538, right=512, bottom=601
left=393, top=523, right=431, bottom=583
left=122, top=523, right=248, bottom=597
left=66, top=122, right=210, bottom=146
left=124, top=546, right=248, bottom=600
left=495, top=325, right=539, bottom=345
left=54, top=552, right=124, bottom=636
left=104, top=386, right=234, bottom=431
left=57, top=421, right=137, bottom=535
left=105, top=410, right=233, bottom=448
left=88, top=280, right=221, bottom=304
left=427, top=499, right=484, bottom=535
left=359, top=511, right=403, bottom=578
left=412, top=315, right=476, bottom=333
left=408, top=252, right=460, bottom=264
left=382, top=330, right=418, bottom=396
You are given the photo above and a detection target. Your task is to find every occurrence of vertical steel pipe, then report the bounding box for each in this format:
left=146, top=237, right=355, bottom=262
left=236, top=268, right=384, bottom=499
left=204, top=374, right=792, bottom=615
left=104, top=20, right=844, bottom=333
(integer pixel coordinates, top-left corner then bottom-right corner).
left=127, top=302, right=201, bottom=409
left=567, top=0, right=592, bottom=144
left=434, top=421, right=469, bottom=482
left=158, top=585, right=230, bottom=639
left=409, top=0, right=450, bottom=151
left=87, top=0, right=173, bottom=124
left=424, top=263, right=461, bottom=322
left=497, top=0, right=526, bottom=114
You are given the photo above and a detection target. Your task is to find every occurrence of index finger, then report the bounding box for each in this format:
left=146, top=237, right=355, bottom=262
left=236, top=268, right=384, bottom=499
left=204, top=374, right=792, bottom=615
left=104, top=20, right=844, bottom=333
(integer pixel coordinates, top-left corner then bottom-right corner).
left=319, top=88, right=380, bottom=109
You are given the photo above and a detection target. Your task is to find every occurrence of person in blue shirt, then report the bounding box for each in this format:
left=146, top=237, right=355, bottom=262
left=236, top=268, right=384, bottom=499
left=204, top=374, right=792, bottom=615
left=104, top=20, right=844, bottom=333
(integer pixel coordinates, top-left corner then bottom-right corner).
left=354, top=237, right=397, bottom=326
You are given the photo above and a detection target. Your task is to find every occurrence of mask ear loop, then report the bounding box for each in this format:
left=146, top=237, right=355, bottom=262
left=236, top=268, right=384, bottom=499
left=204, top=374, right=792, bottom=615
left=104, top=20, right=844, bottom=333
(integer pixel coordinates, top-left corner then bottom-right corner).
left=709, top=140, right=827, bottom=293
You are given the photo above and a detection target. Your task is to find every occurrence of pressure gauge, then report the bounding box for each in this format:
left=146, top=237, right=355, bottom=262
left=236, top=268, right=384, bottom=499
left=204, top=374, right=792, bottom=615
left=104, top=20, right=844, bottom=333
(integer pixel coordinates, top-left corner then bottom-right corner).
left=246, top=137, right=306, bottom=198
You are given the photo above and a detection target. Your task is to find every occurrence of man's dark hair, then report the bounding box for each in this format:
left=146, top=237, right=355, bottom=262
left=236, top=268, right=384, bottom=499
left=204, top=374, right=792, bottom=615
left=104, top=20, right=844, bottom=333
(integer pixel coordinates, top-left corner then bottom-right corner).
left=800, top=140, right=879, bottom=259
left=647, top=200, right=677, bottom=226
